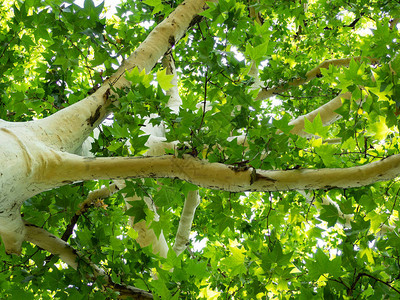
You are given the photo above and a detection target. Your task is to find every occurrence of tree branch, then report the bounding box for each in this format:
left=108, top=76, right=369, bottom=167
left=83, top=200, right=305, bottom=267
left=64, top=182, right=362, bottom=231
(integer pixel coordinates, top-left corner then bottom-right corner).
left=63, top=184, right=119, bottom=241
left=35, top=150, right=400, bottom=193
left=173, top=190, right=200, bottom=256
left=113, top=51, right=184, bottom=258
left=162, top=52, right=181, bottom=114
left=287, top=92, right=352, bottom=137
left=255, top=57, right=378, bottom=101
left=116, top=180, right=169, bottom=258
left=24, top=222, right=82, bottom=269
left=358, top=272, right=400, bottom=294
left=24, top=222, right=153, bottom=299
left=25, top=0, right=208, bottom=155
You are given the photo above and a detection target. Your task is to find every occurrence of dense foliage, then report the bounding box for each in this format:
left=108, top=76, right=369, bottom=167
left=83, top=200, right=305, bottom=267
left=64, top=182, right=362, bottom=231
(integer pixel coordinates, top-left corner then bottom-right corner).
left=0, top=0, right=400, bottom=298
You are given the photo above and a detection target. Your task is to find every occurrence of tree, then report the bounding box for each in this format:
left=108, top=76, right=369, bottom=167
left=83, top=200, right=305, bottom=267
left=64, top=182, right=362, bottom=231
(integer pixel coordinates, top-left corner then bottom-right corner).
left=0, top=0, right=399, bottom=298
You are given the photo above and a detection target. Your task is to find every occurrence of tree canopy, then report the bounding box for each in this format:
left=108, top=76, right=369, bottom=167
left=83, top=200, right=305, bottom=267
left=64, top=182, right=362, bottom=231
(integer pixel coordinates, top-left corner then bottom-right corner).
left=0, top=0, right=400, bottom=298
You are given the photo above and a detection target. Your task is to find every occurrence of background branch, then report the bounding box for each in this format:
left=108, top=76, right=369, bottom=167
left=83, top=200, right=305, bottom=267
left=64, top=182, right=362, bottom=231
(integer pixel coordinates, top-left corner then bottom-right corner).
left=24, top=222, right=153, bottom=299
left=256, top=57, right=378, bottom=101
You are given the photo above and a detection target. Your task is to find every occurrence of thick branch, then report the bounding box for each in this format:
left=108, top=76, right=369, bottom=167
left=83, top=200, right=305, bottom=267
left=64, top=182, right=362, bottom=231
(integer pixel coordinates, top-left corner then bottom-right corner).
left=24, top=222, right=153, bottom=299
left=25, top=222, right=81, bottom=269
left=288, top=92, right=352, bottom=137
left=25, top=0, right=208, bottom=154
left=173, top=190, right=200, bottom=256
left=105, top=0, right=207, bottom=91
left=35, top=152, right=400, bottom=192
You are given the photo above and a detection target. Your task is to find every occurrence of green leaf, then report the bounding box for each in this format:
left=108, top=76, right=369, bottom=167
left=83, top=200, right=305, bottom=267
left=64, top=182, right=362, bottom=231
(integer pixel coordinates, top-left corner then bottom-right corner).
left=261, top=241, right=293, bottom=268
left=359, top=194, right=377, bottom=211
left=151, top=279, right=172, bottom=299
left=319, top=204, right=339, bottom=227
left=106, top=140, right=124, bottom=152
left=186, top=259, right=208, bottom=278
left=143, top=0, right=164, bottom=14
left=198, top=1, right=219, bottom=18
left=150, top=212, right=171, bottom=238
left=127, top=227, right=138, bottom=239
left=307, top=227, right=324, bottom=239
left=314, top=144, right=338, bottom=167
left=347, top=217, right=370, bottom=236
left=273, top=114, right=294, bottom=134
left=215, top=213, right=235, bottom=234
left=338, top=197, right=354, bottom=215
left=125, top=200, right=147, bottom=223
left=303, top=113, right=329, bottom=138
left=153, top=187, right=181, bottom=208
left=221, top=245, right=246, bottom=276
left=245, top=39, right=270, bottom=63
left=125, top=67, right=153, bottom=87
left=367, top=116, right=390, bottom=140
left=306, top=248, right=343, bottom=280
left=156, top=68, right=174, bottom=91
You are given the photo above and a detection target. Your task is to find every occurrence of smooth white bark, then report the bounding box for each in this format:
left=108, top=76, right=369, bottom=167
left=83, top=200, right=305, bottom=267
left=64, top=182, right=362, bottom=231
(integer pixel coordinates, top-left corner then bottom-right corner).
left=0, top=0, right=208, bottom=254
left=173, top=190, right=200, bottom=256
left=288, top=92, right=352, bottom=137
left=120, top=52, right=198, bottom=258
left=25, top=222, right=82, bottom=269
left=116, top=179, right=169, bottom=258
left=31, top=150, right=400, bottom=192
left=162, top=53, right=182, bottom=114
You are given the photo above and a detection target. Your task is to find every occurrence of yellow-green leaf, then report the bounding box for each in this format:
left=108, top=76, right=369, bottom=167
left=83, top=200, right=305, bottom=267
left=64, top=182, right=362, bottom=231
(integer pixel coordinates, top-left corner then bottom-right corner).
left=156, top=68, right=174, bottom=91
left=367, top=116, right=390, bottom=140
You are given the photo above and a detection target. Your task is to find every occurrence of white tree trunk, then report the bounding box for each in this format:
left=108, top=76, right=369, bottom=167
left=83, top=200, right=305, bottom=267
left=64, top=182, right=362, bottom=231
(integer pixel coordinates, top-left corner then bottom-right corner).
left=0, top=0, right=207, bottom=254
